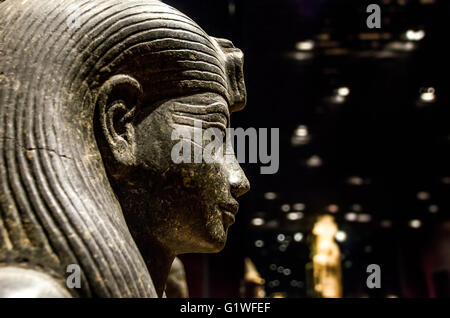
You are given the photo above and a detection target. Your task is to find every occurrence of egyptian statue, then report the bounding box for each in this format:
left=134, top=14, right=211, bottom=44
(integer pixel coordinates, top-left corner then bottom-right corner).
left=309, top=215, right=343, bottom=298
left=0, top=0, right=249, bottom=297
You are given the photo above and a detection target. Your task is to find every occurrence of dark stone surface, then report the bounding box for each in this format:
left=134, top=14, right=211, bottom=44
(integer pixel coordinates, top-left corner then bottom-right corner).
left=0, top=0, right=249, bottom=298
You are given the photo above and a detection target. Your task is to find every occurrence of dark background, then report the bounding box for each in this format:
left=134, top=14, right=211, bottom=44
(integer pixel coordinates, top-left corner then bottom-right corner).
left=164, top=0, right=450, bottom=298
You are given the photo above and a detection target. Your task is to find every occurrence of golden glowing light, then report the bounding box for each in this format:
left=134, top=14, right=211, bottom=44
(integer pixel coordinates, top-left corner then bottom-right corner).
left=309, top=215, right=343, bottom=298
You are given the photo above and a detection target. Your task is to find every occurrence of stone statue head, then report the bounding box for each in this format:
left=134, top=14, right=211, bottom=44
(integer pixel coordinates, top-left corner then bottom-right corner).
left=0, top=0, right=249, bottom=297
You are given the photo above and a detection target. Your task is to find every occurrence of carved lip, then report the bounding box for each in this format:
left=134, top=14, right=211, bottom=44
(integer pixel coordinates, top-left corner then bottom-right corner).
left=222, top=211, right=236, bottom=227
left=220, top=201, right=239, bottom=226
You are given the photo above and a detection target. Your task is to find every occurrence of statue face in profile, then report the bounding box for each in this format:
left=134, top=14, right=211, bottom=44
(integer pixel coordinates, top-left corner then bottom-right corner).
left=0, top=0, right=248, bottom=297
left=99, top=88, right=250, bottom=254
left=141, top=93, right=249, bottom=252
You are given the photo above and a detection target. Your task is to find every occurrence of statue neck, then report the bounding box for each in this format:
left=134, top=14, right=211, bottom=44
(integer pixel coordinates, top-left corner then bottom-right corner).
left=140, top=239, right=175, bottom=298
left=115, top=189, right=176, bottom=297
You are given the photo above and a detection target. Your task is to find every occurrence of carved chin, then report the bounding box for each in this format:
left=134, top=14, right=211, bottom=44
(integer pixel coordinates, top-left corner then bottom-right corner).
left=203, top=216, right=229, bottom=252
left=203, top=234, right=228, bottom=253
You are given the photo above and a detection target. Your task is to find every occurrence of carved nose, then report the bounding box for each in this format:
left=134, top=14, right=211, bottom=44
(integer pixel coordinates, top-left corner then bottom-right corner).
left=229, top=167, right=250, bottom=198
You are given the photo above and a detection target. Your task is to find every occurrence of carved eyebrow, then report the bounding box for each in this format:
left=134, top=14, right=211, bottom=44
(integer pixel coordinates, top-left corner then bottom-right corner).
left=172, top=114, right=228, bottom=133
left=173, top=101, right=230, bottom=118
left=172, top=101, right=230, bottom=128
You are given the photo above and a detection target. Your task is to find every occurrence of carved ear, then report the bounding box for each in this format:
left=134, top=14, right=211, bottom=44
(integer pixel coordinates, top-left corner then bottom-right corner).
left=97, top=75, right=143, bottom=167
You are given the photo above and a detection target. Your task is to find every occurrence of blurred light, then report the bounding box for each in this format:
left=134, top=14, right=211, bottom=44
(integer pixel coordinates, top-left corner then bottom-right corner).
left=442, top=177, right=450, bottom=184
left=293, top=232, right=304, bottom=242
left=357, top=213, right=372, bottom=223
left=289, top=51, right=313, bottom=61
left=228, top=0, right=236, bottom=16
left=264, top=192, right=277, bottom=200
left=290, top=280, right=304, bottom=288
left=287, top=212, right=304, bottom=221
left=325, top=48, right=349, bottom=56
left=386, top=41, right=415, bottom=51
left=347, top=176, right=364, bottom=186
left=420, top=87, right=436, bottom=103
left=417, top=191, right=430, bottom=200
left=251, top=217, right=265, bottom=227
left=364, top=245, right=373, bottom=253
left=277, top=234, right=286, bottom=242
left=337, top=87, right=350, bottom=97
left=295, top=125, right=309, bottom=137
left=351, top=204, right=362, bottom=212
left=292, top=125, right=311, bottom=146
left=278, top=245, right=287, bottom=252
left=311, top=216, right=342, bottom=298
left=277, top=266, right=284, bottom=273
left=283, top=269, right=292, bottom=276
left=409, top=219, right=422, bottom=229
left=328, top=204, right=339, bottom=213
left=281, top=204, right=291, bottom=212
left=429, top=205, right=439, bottom=213
left=269, top=264, right=277, bottom=271
left=344, top=260, right=352, bottom=269
left=266, top=219, right=280, bottom=229
left=306, top=155, right=323, bottom=168
left=404, top=42, right=415, bottom=50
left=254, top=240, right=264, bottom=248
left=293, top=203, right=305, bottom=211
left=335, top=231, right=347, bottom=242
left=406, top=29, right=425, bottom=41
left=268, top=280, right=280, bottom=288
left=358, top=32, right=381, bottom=40
left=345, top=212, right=358, bottom=222
left=317, top=33, right=330, bottom=41
left=296, top=40, right=314, bottom=51
left=380, top=219, right=393, bottom=228
left=358, top=32, right=392, bottom=41
left=331, top=94, right=346, bottom=104
left=386, top=294, right=399, bottom=298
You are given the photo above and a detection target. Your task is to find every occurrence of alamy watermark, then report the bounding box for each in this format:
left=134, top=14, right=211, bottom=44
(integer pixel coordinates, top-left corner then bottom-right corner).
left=66, top=4, right=82, bottom=30
left=366, top=4, right=381, bottom=29
left=366, top=264, right=381, bottom=289
left=66, top=3, right=96, bottom=30
left=171, top=120, right=279, bottom=175
left=66, top=264, right=81, bottom=289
